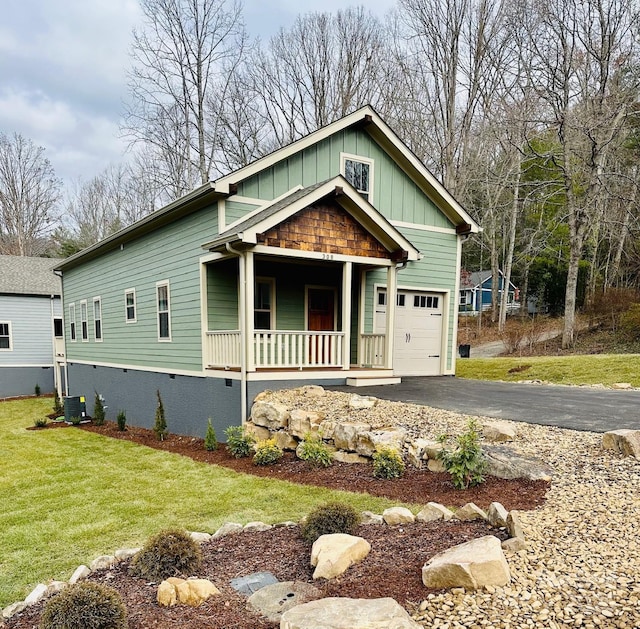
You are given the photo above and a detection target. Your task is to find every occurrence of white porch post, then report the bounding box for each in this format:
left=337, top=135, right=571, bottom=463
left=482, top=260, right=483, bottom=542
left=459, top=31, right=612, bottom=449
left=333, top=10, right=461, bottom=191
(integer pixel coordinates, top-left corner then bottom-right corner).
left=245, top=251, right=255, bottom=372
left=358, top=268, right=367, bottom=367
left=384, top=265, right=397, bottom=370
left=342, top=262, right=352, bottom=369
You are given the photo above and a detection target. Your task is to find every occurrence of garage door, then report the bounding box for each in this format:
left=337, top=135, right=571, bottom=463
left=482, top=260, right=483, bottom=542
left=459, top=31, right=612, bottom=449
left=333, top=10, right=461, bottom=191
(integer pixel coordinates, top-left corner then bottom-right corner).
left=374, top=289, right=444, bottom=376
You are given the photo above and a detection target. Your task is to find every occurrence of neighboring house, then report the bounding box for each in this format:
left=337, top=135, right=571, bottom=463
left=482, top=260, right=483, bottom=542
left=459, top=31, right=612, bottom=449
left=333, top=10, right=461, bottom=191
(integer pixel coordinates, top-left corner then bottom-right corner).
left=0, top=255, right=65, bottom=398
left=459, top=270, right=519, bottom=315
left=56, top=106, right=479, bottom=437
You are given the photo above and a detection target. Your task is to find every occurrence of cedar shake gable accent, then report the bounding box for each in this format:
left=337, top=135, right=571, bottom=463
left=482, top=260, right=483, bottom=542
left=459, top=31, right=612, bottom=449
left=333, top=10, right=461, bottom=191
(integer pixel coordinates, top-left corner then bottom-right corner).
left=257, top=202, right=389, bottom=258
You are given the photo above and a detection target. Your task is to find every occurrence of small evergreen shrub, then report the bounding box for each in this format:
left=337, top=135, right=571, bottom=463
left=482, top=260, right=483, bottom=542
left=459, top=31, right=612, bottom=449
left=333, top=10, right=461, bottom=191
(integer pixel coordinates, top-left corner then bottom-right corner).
left=34, top=384, right=41, bottom=397
left=253, top=438, right=283, bottom=465
left=437, top=418, right=487, bottom=489
left=53, top=392, right=64, bottom=415
left=93, top=392, right=106, bottom=426
left=34, top=417, right=48, bottom=428
left=298, top=433, right=333, bottom=468
left=129, top=529, right=202, bottom=581
left=153, top=390, right=168, bottom=441
left=204, top=418, right=217, bottom=451
left=116, top=410, right=127, bottom=432
left=69, top=416, right=82, bottom=426
left=372, top=445, right=405, bottom=479
left=40, top=582, right=127, bottom=629
left=300, top=502, right=360, bottom=543
left=224, top=425, right=255, bottom=458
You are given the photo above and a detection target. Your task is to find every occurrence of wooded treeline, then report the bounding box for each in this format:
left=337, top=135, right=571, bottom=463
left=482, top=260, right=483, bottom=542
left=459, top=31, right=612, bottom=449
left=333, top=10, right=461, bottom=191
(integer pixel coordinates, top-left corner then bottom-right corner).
left=1, top=0, right=639, bottom=347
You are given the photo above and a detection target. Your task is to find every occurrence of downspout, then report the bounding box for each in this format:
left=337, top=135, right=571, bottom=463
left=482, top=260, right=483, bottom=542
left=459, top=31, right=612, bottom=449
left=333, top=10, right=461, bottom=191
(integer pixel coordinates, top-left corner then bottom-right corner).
left=53, top=269, right=68, bottom=396
left=225, top=243, right=248, bottom=424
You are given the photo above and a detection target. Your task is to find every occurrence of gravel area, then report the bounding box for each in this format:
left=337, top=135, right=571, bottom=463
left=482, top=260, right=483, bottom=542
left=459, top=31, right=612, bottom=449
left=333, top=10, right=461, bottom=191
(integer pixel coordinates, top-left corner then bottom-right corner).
left=265, top=388, right=640, bottom=629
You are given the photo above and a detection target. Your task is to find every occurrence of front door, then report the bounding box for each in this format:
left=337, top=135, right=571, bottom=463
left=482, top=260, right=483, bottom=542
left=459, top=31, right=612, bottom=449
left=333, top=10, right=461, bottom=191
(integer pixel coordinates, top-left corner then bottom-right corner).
left=307, top=288, right=336, bottom=364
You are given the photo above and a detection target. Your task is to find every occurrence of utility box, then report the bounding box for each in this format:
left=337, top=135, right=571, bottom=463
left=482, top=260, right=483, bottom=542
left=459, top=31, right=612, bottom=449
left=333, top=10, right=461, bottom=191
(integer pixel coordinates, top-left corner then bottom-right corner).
left=458, top=344, right=471, bottom=358
left=64, top=396, right=87, bottom=422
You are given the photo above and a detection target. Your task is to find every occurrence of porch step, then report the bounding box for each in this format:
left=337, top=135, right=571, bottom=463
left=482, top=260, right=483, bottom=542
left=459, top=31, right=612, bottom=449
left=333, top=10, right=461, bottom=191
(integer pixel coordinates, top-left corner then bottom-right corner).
left=345, top=376, right=402, bottom=387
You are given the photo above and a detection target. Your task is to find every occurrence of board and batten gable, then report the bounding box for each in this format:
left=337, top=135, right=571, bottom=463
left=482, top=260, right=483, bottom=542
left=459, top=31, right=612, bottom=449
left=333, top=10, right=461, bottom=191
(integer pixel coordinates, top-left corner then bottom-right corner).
left=63, top=204, right=219, bottom=373
left=230, top=128, right=452, bottom=230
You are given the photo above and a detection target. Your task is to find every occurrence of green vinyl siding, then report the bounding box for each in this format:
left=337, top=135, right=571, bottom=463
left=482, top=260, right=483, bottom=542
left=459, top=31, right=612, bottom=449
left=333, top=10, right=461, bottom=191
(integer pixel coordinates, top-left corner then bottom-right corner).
left=234, top=128, right=453, bottom=231
left=62, top=204, right=219, bottom=372
left=225, top=200, right=259, bottom=225
left=207, top=259, right=239, bottom=330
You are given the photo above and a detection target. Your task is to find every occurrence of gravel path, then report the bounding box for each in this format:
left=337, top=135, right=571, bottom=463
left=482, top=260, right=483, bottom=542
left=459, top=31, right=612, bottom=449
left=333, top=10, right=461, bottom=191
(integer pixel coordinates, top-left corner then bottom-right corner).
left=266, top=388, right=640, bottom=629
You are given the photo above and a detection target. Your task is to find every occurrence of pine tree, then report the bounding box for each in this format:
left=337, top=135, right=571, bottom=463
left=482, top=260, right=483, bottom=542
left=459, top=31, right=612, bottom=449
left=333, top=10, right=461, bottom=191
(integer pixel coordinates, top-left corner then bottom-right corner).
left=153, top=390, right=167, bottom=441
left=93, top=392, right=105, bottom=426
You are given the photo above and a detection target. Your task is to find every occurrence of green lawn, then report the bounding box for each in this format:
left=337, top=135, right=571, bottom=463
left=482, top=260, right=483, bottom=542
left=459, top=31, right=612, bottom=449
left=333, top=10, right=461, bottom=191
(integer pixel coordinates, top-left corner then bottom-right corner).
left=456, top=354, right=640, bottom=387
left=0, top=398, right=407, bottom=608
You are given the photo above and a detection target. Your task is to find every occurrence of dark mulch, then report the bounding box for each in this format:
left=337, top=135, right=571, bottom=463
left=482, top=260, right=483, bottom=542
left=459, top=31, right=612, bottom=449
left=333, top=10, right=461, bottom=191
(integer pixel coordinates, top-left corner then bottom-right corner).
left=7, top=421, right=548, bottom=629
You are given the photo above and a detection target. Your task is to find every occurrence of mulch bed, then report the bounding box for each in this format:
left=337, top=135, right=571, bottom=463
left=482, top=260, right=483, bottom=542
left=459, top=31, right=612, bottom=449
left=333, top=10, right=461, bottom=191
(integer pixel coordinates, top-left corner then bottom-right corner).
left=7, top=421, right=549, bottom=629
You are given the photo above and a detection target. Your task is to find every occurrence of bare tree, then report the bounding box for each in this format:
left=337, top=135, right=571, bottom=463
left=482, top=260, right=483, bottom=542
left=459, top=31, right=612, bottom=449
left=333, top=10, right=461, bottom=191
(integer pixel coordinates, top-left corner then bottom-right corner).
left=0, top=133, right=61, bottom=256
left=123, top=0, right=247, bottom=196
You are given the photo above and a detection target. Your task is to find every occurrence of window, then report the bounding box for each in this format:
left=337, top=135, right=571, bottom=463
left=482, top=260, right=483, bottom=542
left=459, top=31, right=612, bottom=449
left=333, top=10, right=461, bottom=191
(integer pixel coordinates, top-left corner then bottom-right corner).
left=460, top=293, right=467, bottom=306
left=69, top=304, right=76, bottom=341
left=125, top=289, right=136, bottom=323
left=93, top=297, right=102, bottom=341
left=0, top=322, right=11, bottom=350
left=254, top=278, right=274, bottom=330
left=414, top=295, right=439, bottom=309
left=54, top=318, right=63, bottom=338
left=80, top=300, right=88, bottom=341
left=156, top=281, right=171, bottom=341
left=378, top=291, right=387, bottom=306
left=342, top=154, right=373, bottom=202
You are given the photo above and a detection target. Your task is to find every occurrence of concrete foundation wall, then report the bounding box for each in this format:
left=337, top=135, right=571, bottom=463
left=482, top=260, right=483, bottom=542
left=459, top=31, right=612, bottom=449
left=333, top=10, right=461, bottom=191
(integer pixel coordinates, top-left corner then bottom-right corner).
left=0, top=366, right=55, bottom=398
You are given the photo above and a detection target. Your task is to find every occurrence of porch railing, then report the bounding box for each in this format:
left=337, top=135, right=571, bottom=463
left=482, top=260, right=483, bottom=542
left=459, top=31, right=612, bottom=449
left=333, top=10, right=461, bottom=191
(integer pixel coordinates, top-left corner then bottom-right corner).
left=205, top=330, right=345, bottom=369
left=360, top=333, right=386, bottom=368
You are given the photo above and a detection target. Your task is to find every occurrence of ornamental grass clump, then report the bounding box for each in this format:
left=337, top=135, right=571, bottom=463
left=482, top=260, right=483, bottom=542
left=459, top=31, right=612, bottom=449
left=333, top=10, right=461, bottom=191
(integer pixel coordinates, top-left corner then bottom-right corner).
left=224, top=425, right=255, bottom=458
left=300, top=501, right=361, bottom=544
left=372, top=445, right=405, bottom=479
left=129, top=529, right=202, bottom=582
left=40, top=582, right=127, bottom=629
left=33, top=417, right=48, bottom=428
left=437, top=418, right=487, bottom=489
left=253, top=438, right=283, bottom=465
left=298, top=432, right=333, bottom=468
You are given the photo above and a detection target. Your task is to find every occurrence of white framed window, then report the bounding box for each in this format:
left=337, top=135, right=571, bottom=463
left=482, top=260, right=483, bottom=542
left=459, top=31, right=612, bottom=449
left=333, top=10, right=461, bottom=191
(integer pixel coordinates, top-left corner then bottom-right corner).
left=0, top=321, right=12, bottom=350
left=460, top=293, right=467, bottom=306
left=69, top=303, right=77, bottom=341
left=54, top=318, right=63, bottom=338
left=80, top=300, right=88, bottom=341
left=414, top=295, right=439, bottom=309
left=341, top=153, right=374, bottom=203
left=156, top=281, right=171, bottom=341
left=254, top=277, right=275, bottom=330
left=93, top=297, right=103, bottom=341
left=125, top=288, right=136, bottom=323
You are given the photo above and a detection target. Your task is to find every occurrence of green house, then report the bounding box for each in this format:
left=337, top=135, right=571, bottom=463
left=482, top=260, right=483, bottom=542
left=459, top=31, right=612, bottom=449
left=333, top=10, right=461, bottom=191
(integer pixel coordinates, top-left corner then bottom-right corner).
left=55, top=107, right=479, bottom=437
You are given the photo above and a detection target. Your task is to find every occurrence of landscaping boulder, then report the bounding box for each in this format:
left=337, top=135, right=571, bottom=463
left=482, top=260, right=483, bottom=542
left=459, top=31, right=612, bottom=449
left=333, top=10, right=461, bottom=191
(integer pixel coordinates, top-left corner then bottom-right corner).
left=273, top=430, right=298, bottom=451
left=332, top=451, right=368, bottom=464
left=68, top=565, right=90, bottom=584
left=289, top=409, right=325, bottom=439
left=311, top=534, right=371, bottom=580
left=247, top=581, right=321, bottom=623
left=454, top=503, right=487, bottom=521
left=507, top=511, right=525, bottom=540
left=245, top=422, right=271, bottom=442
left=382, top=507, right=415, bottom=525
left=212, top=522, right=243, bottom=538
left=416, top=503, right=454, bottom=522
left=422, top=535, right=511, bottom=589
left=361, top=510, right=385, bottom=525
left=406, top=438, right=431, bottom=467
left=487, top=502, right=509, bottom=528
left=280, top=597, right=421, bottom=629
left=483, top=421, right=517, bottom=442
left=483, top=445, right=554, bottom=481
left=356, top=427, right=407, bottom=457
left=251, top=401, right=290, bottom=430
left=333, top=422, right=372, bottom=451
left=349, top=394, right=377, bottom=409
left=602, top=429, right=640, bottom=458
left=157, top=577, right=220, bottom=607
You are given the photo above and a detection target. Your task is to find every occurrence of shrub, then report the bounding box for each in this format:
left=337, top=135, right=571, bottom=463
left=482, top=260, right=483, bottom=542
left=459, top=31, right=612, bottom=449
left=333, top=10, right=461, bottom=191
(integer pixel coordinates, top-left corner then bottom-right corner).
left=204, top=418, right=217, bottom=451
left=116, top=410, right=127, bottom=432
left=34, top=417, right=48, bottom=428
left=40, top=582, right=127, bottom=629
left=224, top=425, right=255, bottom=458
left=619, top=303, right=640, bottom=340
left=253, top=438, right=283, bottom=466
left=300, top=502, right=360, bottom=544
left=372, top=445, right=405, bottom=479
left=153, top=390, right=168, bottom=441
left=129, top=529, right=202, bottom=582
left=93, top=392, right=106, bottom=426
left=298, top=432, right=333, bottom=468
left=69, top=416, right=82, bottom=426
left=437, top=419, right=487, bottom=489
left=34, top=384, right=41, bottom=397
left=53, top=392, right=64, bottom=415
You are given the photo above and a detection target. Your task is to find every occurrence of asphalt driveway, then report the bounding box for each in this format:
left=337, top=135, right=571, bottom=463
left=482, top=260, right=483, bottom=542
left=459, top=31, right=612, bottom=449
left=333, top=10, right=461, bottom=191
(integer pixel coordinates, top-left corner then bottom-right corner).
left=329, top=376, right=640, bottom=433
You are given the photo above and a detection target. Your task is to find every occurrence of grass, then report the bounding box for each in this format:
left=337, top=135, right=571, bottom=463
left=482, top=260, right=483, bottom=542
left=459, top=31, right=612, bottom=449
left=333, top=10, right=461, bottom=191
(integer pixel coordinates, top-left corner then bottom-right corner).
left=456, top=354, right=640, bottom=387
left=0, top=399, right=410, bottom=609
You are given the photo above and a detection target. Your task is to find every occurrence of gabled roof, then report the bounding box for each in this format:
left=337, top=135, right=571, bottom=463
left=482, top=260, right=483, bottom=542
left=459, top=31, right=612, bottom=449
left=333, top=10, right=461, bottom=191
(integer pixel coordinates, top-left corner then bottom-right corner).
left=214, top=105, right=479, bottom=234
left=461, top=270, right=518, bottom=290
left=202, top=177, right=420, bottom=261
left=0, top=255, right=62, bottom=296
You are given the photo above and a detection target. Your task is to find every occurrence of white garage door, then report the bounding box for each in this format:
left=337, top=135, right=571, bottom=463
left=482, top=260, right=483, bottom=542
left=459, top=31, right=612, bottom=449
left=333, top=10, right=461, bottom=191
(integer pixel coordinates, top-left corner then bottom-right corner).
left=374, top=289, right=444, bottom=376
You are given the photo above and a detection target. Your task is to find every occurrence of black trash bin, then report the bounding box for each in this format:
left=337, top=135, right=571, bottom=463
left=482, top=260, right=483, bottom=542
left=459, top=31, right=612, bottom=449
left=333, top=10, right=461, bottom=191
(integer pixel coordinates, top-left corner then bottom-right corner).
left=458, top=344, right=471, bottom=358
left=64, top=396, right=87, bottom=422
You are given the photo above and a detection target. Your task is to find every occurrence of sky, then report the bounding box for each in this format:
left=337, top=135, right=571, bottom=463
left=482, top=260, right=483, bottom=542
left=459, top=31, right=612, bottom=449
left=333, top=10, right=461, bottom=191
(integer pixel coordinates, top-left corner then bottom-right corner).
left=0, top=0, right=397, bottom=189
